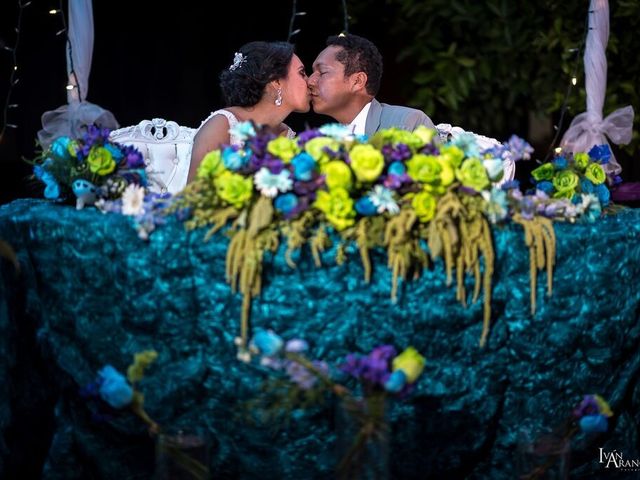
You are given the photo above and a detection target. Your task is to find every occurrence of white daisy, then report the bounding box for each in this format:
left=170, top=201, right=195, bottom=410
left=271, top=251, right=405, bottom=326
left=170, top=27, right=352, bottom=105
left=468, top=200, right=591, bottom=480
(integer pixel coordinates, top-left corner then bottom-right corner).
left=318, top=123, right=353, bottom=140
left=253, top=167, right=293, bottom=198
left=121, top=184, right=145, bottom=216
left=368, top=185, right=399, bottom=214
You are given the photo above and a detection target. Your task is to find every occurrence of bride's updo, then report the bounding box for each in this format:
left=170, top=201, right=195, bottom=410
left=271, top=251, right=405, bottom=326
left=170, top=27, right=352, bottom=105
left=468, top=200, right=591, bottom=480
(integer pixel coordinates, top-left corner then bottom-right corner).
left=220, top=41, right=295, bottom=107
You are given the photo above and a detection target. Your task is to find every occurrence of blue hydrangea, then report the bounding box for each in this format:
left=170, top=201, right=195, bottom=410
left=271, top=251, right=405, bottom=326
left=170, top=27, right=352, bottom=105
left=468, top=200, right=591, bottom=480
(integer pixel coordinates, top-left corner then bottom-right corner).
left=97, top=365, right=133, bottom=409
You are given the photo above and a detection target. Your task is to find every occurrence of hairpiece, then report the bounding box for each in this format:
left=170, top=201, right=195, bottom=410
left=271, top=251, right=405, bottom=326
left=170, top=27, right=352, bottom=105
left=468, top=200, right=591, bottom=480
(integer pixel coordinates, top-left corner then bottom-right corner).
left=229, top=52, right=246, bottom=71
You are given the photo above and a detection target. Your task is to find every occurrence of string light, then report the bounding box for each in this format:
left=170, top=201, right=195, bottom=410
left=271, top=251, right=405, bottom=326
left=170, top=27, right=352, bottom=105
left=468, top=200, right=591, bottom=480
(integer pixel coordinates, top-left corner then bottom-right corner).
left=48, top=9, right=59, bottom=14
left=0, top=0, right=29, bottom=142
left=286, top=0, right=306, bottom=42
left=543, top=9, right=592, bottom=162
left=341, top=0, right=350, bottom=35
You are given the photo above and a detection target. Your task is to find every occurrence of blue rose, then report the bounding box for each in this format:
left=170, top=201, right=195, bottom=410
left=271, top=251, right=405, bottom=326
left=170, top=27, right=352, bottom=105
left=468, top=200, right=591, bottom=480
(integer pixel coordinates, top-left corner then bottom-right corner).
left=536, top=181, right=554, bottom=195
left=552, top=156, right=568, bottom=170
left=105, top=143, right=124, bottom=162
left=595, top=183, right=610, bottom=206
left=355, top=197, right=377, bottom=216
left=291, top=152, right=317, bottom=181
left=579, top=414, right=608, bottom=434
left=388, top=161, right=406, bottom=176
left=50, top=136, right=72, bottom=159
left=222, top=146, right=250, bottom=171
left=588, top=144, right=611, bottom=164
left=250, top=329, right=283, bottom=356
left=580, top=178, right=595, bottom=194
left=384, top=369, right=407, bottom=393
left=274, top=193, right=299, bottom=214
left=97, top=365, right=134, bottom=408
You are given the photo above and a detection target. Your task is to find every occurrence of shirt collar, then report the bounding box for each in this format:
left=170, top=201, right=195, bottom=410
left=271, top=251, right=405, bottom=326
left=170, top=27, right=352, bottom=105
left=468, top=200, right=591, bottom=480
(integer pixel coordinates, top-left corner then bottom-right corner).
left=348, top=102, right=372, bottom=136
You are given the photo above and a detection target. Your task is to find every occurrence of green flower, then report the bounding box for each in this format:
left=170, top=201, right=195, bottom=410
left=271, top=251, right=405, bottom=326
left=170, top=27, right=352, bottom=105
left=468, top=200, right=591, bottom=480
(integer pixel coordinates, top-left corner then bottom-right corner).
left=531, top=163, right=555, bottom=181
left=552, top=189, right=576, bottom=200
left=314, top=188, right=356, bottom=231
left=437, top=157, right=455, bottom=187
left=349, top=144, right=385, bottom=182
left=411, top=190, right=437, bottom=223
left=439, top=145, right=464, bottom=168
left=267, top=137, right=300, bottom=163
left=412, top=125, right=437, bottom=145
left=406, top=154, right=442, bottom=185
left=392, top=347, right=426, bottom=383
left=67, top=140, right=80, bottom=158
left=552, top=169, right=579, bottom=193
left=214, top=171, right=253, bottom=209
left=323, top=161, right=353, bottom=190
left=197, top=150, right=226, bottom=180
left=371, top=128, right=423, bottom=151
left=585, top=163, right=606, bottom=185
left=87, top=146, right=116, bottom=176
left=573, top=152, right=590, bottom=171
left=304, top=137, right=340, bottom=165
left=456, top=158, right=490, bottom=192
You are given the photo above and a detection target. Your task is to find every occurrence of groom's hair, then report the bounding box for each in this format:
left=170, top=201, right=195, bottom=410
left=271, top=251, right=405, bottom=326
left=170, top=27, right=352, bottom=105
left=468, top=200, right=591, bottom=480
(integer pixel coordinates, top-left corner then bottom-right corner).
left=219, top=41, right=294, bottom=107
left=325, top=34, right=383, bottom=96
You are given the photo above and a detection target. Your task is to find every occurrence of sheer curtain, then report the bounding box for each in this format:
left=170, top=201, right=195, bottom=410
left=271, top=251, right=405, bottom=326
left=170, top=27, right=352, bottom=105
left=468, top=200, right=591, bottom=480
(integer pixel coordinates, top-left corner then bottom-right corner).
left=560, top=0, right=634, bottom=176
left=38, top=0, right=118, bottom=148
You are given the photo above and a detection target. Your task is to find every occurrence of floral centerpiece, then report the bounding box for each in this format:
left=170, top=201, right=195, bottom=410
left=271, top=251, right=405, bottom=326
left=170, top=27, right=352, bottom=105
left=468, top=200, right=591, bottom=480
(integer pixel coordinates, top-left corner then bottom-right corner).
left=245, top=329, right=426, bottom=479
left=170, top=123, right=612, bottom=355
left=32, top=124, right=147, bottom=209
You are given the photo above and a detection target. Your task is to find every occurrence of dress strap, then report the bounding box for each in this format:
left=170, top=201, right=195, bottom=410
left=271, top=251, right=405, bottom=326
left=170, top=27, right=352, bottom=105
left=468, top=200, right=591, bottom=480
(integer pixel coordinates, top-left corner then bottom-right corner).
left=196, top=109, right=243, bottom=146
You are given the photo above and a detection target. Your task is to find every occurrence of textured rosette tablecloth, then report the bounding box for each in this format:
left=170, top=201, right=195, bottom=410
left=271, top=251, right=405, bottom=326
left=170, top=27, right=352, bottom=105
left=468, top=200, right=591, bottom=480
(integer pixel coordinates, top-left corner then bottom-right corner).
left=1, top=198, right=640, bottom=479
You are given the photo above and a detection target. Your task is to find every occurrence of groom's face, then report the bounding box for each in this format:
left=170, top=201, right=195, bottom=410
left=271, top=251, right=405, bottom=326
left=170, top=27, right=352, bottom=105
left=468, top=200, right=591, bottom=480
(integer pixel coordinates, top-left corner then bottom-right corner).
left=308, top=46, right=354, bottom=119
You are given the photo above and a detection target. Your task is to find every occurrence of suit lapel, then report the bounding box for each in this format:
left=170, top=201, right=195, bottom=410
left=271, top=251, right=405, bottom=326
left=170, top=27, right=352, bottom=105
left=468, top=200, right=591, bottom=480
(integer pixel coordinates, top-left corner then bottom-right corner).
left=364, top=99, right=382, bottom=136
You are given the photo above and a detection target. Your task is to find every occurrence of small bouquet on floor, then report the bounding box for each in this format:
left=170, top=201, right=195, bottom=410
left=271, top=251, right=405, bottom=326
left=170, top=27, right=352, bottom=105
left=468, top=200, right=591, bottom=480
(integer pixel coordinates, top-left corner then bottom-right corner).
left=82, top=350, right=210, bottom=479
left=519, top=394, right=613, bottom=480
left=244, top=329, right=426, bottom=479
left=32, top=124, right=148, bottom=209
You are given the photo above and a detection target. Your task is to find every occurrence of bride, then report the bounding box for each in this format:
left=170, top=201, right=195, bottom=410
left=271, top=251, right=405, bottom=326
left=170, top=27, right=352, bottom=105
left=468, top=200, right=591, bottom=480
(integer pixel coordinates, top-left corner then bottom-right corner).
left=188, top=41, right=311, bottom=182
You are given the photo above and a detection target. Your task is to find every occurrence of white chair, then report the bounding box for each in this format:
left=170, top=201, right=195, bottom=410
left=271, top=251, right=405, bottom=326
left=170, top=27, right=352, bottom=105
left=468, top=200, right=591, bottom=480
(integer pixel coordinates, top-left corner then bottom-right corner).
left=109, top=118, right=195, bottom=194
left=436, top=123, right=516, bottom=187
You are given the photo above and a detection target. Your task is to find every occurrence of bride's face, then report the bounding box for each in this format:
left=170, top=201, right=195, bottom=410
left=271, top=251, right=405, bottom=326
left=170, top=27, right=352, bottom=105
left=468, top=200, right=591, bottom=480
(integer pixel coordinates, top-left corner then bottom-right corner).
left=280, top=54, right=310, bottom=113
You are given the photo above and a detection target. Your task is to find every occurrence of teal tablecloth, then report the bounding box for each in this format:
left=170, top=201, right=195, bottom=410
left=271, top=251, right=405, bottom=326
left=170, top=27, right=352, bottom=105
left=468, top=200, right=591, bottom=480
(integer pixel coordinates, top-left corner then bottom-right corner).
left=1, top=198, right=640, bottom=479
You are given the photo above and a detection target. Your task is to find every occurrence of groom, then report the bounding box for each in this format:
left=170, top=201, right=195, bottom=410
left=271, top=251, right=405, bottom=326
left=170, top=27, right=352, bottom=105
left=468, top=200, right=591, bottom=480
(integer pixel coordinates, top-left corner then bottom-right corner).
left=308, top=34, right=435, bottom=135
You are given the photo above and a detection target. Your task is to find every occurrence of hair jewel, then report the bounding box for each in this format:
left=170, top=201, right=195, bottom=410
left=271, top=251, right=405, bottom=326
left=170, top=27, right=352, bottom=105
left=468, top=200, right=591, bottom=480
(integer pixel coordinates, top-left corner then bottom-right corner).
left=229, top=52, right=246, bottom=71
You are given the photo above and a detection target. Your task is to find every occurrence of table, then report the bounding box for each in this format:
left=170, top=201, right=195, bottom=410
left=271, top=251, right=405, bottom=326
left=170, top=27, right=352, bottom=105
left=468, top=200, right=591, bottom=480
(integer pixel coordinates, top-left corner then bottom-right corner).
left=1, top=198, right=640, bottom=479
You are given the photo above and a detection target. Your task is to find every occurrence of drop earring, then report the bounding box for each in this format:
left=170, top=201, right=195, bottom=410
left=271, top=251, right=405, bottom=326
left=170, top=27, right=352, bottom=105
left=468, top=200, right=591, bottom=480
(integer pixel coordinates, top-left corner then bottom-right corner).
left=275, top=88, right=282, bottom=106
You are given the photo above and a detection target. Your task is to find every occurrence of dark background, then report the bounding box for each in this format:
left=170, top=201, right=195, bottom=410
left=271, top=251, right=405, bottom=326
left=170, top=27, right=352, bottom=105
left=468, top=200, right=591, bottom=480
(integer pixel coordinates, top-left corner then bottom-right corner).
left=0, top=0, right=637, bottom=206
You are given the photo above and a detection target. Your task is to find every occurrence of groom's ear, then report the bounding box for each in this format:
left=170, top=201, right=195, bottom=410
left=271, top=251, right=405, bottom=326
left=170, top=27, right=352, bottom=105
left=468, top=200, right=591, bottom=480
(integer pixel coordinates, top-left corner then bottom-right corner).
left=350, top=72, right=368, bottom=93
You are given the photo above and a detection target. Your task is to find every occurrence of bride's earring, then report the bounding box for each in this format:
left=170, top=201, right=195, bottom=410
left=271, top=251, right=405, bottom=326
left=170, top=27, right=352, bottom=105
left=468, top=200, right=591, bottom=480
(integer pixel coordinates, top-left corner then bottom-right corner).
left=275, top=88, right=283, bottom=107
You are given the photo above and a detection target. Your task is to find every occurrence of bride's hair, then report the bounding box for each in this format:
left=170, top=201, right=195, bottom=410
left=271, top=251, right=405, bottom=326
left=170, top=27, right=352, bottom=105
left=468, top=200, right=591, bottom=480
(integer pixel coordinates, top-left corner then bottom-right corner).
left=220, top=41, right=295, bottom=107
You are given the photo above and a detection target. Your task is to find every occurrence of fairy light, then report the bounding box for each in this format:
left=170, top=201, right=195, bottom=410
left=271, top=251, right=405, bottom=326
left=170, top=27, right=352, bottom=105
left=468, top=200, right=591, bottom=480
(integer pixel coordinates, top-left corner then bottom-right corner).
left=555, top=147, right=563, bottom=154
left=543, top=9, right=593, bottom=162
left=0, top=0, right=30, bottom=143
left=48, top=8, right=59, bottom=14
left=286, top=0, right=306, bottom=42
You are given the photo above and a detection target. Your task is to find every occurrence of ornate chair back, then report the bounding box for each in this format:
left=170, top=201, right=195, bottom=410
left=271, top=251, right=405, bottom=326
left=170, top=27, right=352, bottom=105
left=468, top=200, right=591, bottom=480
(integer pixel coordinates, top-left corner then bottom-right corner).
left=109, top=118, right=195, bottom=194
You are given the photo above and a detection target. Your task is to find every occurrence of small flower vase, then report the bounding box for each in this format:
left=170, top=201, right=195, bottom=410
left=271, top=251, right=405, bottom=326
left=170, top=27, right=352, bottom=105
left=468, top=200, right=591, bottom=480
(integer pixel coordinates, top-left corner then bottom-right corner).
left=517, top=428, right=571, bottom=480
left=335, top=395, right=390, bottom=480
left=154, top=428, right=211, bottom=480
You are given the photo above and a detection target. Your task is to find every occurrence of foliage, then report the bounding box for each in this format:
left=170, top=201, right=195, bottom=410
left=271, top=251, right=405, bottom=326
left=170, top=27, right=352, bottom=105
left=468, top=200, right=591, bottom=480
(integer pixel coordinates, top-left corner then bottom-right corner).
left=377, top=0, right=639, bottom=155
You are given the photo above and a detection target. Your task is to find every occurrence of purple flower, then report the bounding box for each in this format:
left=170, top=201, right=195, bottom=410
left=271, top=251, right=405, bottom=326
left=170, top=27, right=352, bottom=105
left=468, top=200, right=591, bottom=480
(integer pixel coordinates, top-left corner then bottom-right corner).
left=500, top=179, right=520, bottom=191
left=122, top=145, right=145, bottom=169
left=573, top=395, right=600, bottom=418
left=286, top=360, right=328, bottom=390
left=506, top=135, right=534, bottom=161
left=293, top=176, right=324, bottom=196
left=520, top=196, right=536, bottom=220
left=296, top=129, right=323, bottom=145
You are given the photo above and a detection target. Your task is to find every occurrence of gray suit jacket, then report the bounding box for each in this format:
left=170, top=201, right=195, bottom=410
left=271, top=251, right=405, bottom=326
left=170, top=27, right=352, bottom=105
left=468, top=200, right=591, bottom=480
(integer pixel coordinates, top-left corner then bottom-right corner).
left=364, top=98, right=435, bottom=135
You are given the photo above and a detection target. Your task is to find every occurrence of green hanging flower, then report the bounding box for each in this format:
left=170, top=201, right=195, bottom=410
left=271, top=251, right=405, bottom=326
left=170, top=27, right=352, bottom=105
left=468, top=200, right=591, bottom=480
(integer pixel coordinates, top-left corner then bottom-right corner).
left=267, top=137, right=300, bottom=163
left=214, top=171, right=253, bottom=209
left=456, top=158, right=490, bottom=192
left=87, top=146, right=116, bottom=176
left=314, top=188, right=356, bottom=231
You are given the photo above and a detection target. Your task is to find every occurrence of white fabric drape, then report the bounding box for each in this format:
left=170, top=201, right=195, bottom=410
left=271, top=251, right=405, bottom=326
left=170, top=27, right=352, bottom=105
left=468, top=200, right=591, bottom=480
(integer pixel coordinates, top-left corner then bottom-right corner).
left=560, top=0, right=634, bottom=176
left=38, top=0, right=118, bottom=148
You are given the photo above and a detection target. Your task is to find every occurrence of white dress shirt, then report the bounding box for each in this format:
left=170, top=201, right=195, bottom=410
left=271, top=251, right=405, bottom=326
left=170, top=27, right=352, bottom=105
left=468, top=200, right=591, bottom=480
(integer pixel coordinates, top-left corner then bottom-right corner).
left=347, top=102, right=372, bottom=135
